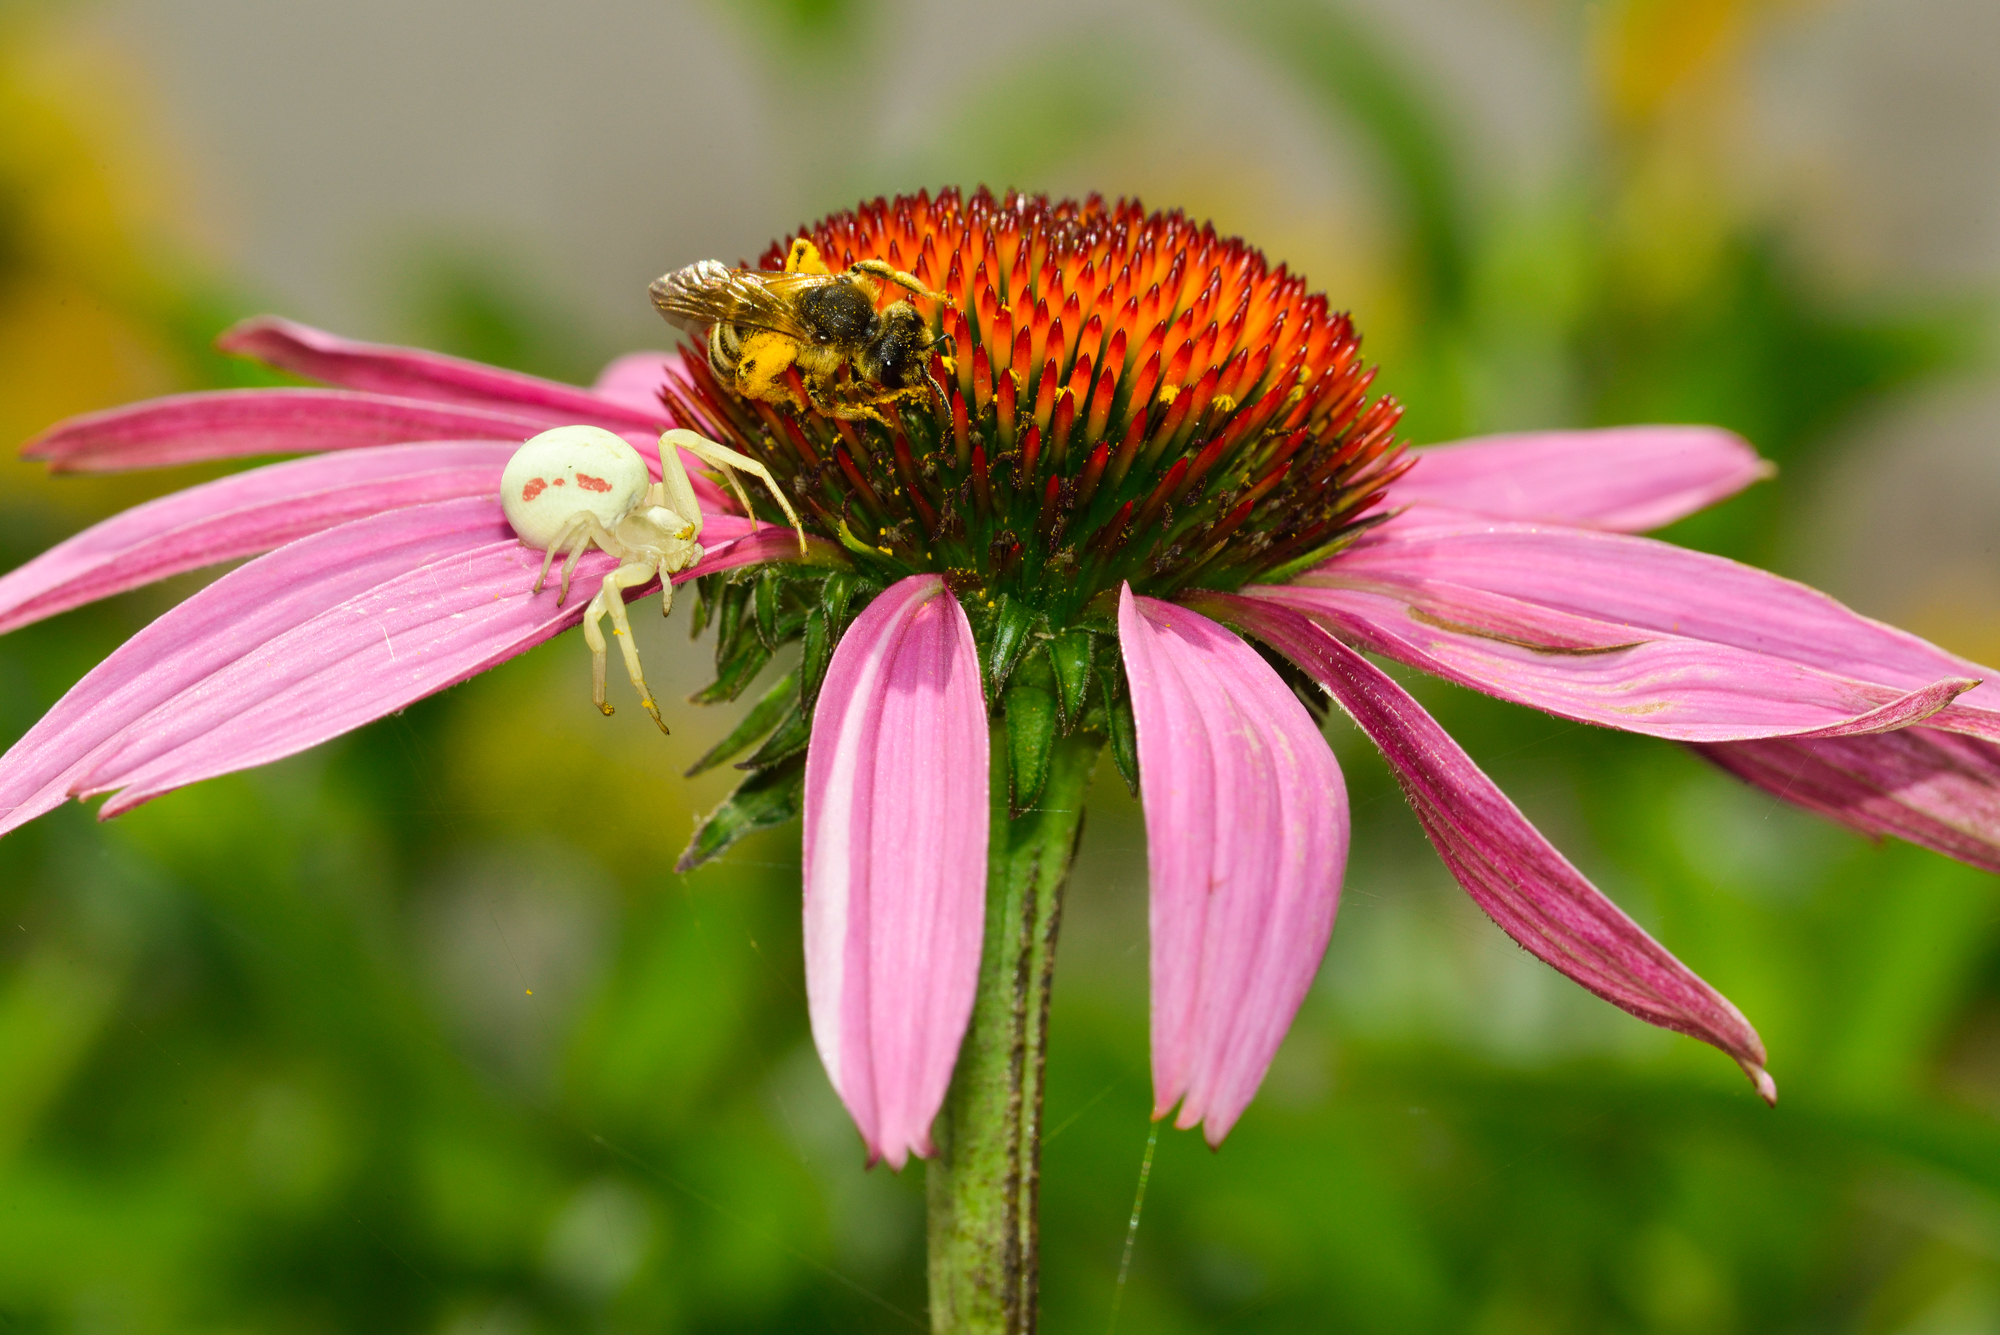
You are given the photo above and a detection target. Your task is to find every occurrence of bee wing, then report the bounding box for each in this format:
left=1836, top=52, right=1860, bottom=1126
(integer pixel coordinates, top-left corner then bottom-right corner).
left=649, top=260, right=828, bottom=341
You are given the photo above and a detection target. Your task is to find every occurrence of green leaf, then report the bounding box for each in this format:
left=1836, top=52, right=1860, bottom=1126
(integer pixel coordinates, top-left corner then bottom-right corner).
left=692, top=633, right=773, bottom=705
left=1004, top=681, right=1059, bottom=815
left=739, top=701, right=811, bottom=771
left=754, top=568, right=781, bottom=649
left=676, top=754, right=807, bottom=873
left=823, top=571, right=861, bottom=637
left=684, top=671, right=798, bottom=776
left=1100, top=664, right=1139, bottom=796
left=1046, top=628, right=1093, bottom=730
left=714, top=578, right=753, bottom=670
left=984, top=593, right=1039, bottom=706
left=800, top=606, right=833, bottom=714
left=688, top=572, right=722, bottom=640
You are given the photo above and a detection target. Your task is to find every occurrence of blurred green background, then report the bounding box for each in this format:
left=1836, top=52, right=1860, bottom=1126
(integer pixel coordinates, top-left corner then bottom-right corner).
left=5, top=0, right=2000, bottom=1329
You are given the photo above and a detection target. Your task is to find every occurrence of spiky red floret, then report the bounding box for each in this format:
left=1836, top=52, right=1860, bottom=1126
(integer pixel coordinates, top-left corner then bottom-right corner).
left=657, top=188, right=1406, bottom=625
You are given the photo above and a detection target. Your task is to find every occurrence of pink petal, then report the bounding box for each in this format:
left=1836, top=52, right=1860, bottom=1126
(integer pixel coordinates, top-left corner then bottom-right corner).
left=0, top=500, right=771, bottom=837
left=25, top=383, right=733, bottom=524
left=1119, top=589, right=1347, bottom=1145
left=0, top=443, right=515, bottom=635
left=1252, top=579, right=1978, bottom=743
left=1386, top=426, right=1772, bottom=532
left=802, top=574, right=988, bottom=1169
left=1307, top=521, right=2000, bottom=737
left=1201, top=591, right=1777, bottom=1104
left=21, top=389, right=552, bottom=473
left=1699, top=730, right=2000, bottom=875
left=592, top=352, right=681, bottom=415
left=216, top=317, right=667, bottom=429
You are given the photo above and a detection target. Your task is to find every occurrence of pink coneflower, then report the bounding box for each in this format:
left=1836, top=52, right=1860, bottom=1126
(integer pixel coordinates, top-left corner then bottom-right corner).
left=5, top=189, right=1997, bottom=1202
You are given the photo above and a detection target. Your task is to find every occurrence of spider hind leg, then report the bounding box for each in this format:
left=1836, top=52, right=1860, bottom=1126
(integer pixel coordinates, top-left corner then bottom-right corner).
left=583, top=561, right=671, bottom=734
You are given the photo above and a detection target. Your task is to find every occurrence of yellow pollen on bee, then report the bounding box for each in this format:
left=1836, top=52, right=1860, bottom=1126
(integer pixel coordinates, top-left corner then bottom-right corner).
left=786, top=236, right=830, bottom=275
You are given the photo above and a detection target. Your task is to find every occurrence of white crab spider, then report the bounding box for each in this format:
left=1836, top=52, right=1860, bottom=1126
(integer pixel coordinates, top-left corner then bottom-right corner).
left=500, top=424, right=806, bottom=733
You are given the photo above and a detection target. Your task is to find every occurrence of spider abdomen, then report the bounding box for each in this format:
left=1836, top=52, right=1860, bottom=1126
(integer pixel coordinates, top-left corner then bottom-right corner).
left=500, top=425, right=651, bottom=549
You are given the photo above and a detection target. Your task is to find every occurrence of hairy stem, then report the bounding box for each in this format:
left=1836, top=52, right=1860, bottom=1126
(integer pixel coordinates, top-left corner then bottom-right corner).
left=925, top=733, right=1100, bottom=1334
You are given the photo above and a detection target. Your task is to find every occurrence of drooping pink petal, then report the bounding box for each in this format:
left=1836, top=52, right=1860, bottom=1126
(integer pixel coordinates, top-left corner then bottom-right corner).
left=216, top=317, right=667, bottom=429
left=802, top=573, right=987, bottom=1169
left=1304, top=521, right=2000, bottom=739
left=1251, top=580, right=1978, bottom=743
left=0, top=500, right=771, bottom=838
left=592, top=352, right=680, bottom=416
left=1119, top=589, right=1347, bottom=1145
left=1200, top=591, right=1777, bottom=1104
left=1384, top=426, right=1771, bottom=532
left=0, top=443, right=515, bottom=635
left=21, top=389, right=552, bottom=472
left=1698, top=731, right=2000, bottom=875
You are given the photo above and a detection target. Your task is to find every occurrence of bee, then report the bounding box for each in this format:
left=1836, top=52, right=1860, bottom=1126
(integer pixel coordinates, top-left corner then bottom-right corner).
left=650, top=238, right=952, bottom=423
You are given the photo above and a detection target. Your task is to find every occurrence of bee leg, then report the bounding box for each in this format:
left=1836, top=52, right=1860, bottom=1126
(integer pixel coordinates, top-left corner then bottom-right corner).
left=827, top=398, right=890, bottom=426
left=851, top=259, right=946, bottom=304
left=786, top=237, right=830, bottom=274
left=797, top=369, right=841, bottom=419
left=926, top=331, right=956, bottom=408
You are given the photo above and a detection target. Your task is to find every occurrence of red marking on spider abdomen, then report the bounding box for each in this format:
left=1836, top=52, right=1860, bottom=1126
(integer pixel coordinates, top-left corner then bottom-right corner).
left=521, top=478, right=547, bottom=502
left=575, top=473, right=613, bottom=493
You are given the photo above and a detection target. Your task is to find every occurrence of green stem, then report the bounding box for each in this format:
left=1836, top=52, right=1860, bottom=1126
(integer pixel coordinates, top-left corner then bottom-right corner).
left=926, top=733, right=1100, bottom=1334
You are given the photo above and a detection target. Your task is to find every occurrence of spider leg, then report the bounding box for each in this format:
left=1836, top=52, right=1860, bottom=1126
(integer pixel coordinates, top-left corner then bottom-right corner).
left=556, top=513, right=620, bottom=606
left=658, top=428, right=751, bottom=534
left=657, top=555, right=680, bottom=616
left=600, top=561, right=669, bottom=734
left=535, top=514, right=591, bottom=595
left=581, top=584, right=614, bottom=716
left=660, top=429, right=809, bottom=556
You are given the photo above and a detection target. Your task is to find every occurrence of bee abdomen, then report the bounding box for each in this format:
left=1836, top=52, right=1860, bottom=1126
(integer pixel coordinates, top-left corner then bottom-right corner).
left=708, top=323, right=741, bottom=380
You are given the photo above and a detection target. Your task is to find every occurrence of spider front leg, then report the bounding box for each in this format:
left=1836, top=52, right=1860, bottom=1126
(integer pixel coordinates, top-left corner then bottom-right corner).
left=583, top=560, right=671, bottom=734
left=658, top=429, right=809, bottom=555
